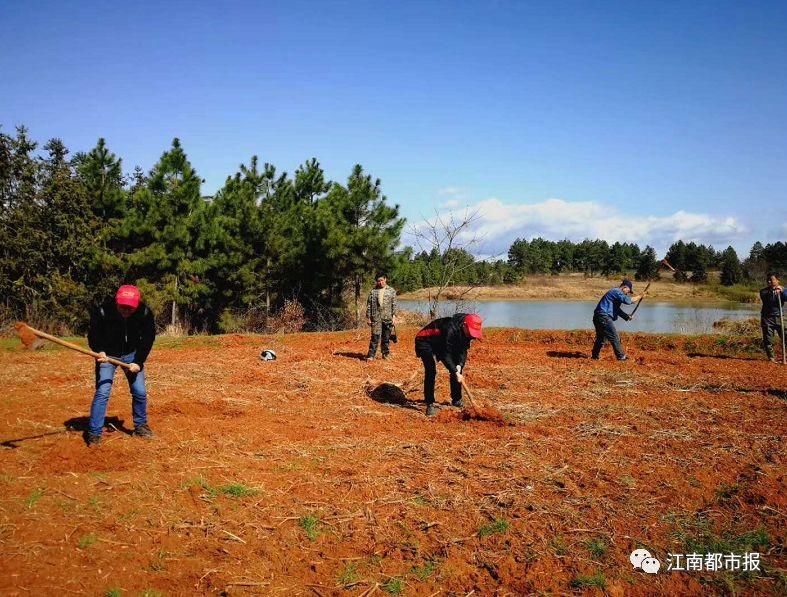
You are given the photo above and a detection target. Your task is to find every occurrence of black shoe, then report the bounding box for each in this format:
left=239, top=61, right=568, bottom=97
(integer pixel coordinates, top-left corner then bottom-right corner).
left=591, top=355, right=600, bottom=360
left=382, top=354, right=391, bottom=360
left=426, top=404, right=437, bottom=417
left=451, top=400, right=464, bottom=408
left=133, top=423, right=154, bottom=438
left=86, top=433, right=102, bottom=447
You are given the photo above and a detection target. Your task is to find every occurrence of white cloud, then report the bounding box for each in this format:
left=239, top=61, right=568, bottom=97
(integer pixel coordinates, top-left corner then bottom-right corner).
left=439, top=199, right=460, bottom=209
left=406, top=197, right=748, bottom=258
left=437, top=186, right=465, bottom=196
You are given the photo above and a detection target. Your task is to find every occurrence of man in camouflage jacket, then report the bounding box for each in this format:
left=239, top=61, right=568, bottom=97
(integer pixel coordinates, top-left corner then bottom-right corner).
left=366, top=273, right=397, bottom=360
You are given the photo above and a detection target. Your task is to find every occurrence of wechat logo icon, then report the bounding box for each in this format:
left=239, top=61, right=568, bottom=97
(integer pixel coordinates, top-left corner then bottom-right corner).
left=631, top=549, right=661, bottom=574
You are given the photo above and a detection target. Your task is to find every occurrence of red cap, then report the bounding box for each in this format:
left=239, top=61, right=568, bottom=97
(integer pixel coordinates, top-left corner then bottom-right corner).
left=116, top=285, right=140, bottom=309
left=463, top=313, right=483, bottom=339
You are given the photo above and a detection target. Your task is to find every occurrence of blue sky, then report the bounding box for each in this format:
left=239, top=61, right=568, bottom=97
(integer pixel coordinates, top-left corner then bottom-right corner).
left=2, top=0, right=785, bottom=257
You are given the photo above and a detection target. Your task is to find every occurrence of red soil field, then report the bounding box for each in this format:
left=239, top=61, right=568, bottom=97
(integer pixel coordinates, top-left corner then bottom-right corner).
left=1, top=328, right=785, bottom=595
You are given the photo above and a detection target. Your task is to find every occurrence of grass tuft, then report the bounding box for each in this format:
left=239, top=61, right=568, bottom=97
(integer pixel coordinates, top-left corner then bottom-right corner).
left=410, top=558, right=439, bottom=581
left=26, top=488, right=44, bottom=509
left=219, top=483, right=257, bottom=498
left=584, top=538, right=608, bottom=559
left=77, top=533, right=97, bottom=549
left=382, top=577, right=404, bottom=594
left=299, top=515, right=321, bottom=541
left=337, top=562, right=359, bottom=587
left=478, top=518, right=509, bottom=538
left=571, top=572, right=606, bottom=589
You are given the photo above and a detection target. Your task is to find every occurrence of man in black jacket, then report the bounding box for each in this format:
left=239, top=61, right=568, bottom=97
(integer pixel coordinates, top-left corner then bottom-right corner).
left=760, top=272, right=787, bottom=363
left=415, top=313, right=483, bottom=416
left=86, top=285, right=156, bottom=445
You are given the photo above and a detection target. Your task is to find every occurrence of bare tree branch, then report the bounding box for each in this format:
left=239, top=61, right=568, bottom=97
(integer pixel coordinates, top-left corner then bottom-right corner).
left=408, top=208, right=482, bottom=318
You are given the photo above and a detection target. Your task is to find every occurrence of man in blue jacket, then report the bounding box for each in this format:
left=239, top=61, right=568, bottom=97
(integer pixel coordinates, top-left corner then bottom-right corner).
left=760, top=272, right=787, bottom=363
left=591, top=280, right=646, bottom=361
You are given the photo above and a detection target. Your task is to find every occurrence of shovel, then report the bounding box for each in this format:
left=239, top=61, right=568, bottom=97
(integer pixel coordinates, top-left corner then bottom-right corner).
left=14, top=322, right=132, bottom=370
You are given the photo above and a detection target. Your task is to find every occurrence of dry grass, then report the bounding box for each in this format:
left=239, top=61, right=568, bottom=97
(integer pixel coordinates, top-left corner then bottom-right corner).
left=400, top=273, right=738, bottom=302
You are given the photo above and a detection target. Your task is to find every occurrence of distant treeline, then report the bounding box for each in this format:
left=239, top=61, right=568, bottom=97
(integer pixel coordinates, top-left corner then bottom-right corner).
left=2, top=126, right=785, bottom=333
left=391, top=238, right=787, bottom=293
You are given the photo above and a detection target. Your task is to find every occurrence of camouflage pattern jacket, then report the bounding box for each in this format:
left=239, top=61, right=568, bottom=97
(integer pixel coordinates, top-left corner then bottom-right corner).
left=366, top=286, right=397, bottom=334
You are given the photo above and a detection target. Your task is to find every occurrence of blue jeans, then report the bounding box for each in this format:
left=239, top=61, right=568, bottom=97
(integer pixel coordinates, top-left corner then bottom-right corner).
left=592, top=313, right=626, bottom=360
left=89, top=352, right=147, bottom=436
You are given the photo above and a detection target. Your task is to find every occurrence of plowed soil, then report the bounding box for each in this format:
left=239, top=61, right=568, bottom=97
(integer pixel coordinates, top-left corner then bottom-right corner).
left=1, top=329, right=785, bottom=596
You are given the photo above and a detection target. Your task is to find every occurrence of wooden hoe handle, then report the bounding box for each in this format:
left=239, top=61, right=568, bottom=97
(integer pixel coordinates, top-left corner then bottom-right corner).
left=18, top=323, right=132, bottom=370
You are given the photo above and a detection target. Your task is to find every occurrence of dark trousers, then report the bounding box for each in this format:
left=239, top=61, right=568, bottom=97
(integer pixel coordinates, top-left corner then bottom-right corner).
left=761, top=316, right=785, bottom=360
left=367, top=321, right=393, bottom=358
left=416, top=346, right=462, bottom=405
left=592, top=313, right=626, bottom=360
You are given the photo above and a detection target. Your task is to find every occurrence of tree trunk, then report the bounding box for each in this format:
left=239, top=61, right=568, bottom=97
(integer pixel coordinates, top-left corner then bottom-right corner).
left=354, top=275, right=361, bottom=328
left=171, top=277, right=178, bottom=326
left=265, top=258, right=271, bottom=315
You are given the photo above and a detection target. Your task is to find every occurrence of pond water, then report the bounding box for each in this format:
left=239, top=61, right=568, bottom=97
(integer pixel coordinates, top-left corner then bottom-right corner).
left=398, top=299, right=758, bottom=334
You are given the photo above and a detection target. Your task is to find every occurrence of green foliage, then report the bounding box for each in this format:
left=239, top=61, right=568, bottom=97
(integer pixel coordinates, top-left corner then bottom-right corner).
left=669, top=513, right=770, bottom=555
left=410, top=558, right=439, bottom=581
left=712, top=283, right=760, bottom=304
left=77, top=533, right=97, bottom=548
left=584, top=538, right=608, bottom=559
left=104, top=590, right=122, bottom=597
left=478, top=518, right=509, bottom=537
left=570, top=572, right=606, bottom=589
left=720, top=246, right=743, bottom=286
left=182, top=476, right=217, bottom=499
left=299, top=515, right=321, bottom=541
left=219, top=483, right=257, bottom=498
left=2, top=124, right=780, bottom=332
left=0, top=128, right=404, bottom=333
left=635, top=246, right=661, bottom=281
left=382, top=577, right=404, bottom=594
left=337, top=562, right=359, bottom=586
left=26, top=488, right=44, bottom=508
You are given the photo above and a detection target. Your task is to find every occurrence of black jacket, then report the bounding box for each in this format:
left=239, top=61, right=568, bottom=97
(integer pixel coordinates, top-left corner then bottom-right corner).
left=760, top=287, right=787, bottom=318
left=87, top=298, right=156, bottom=366
left=414, top=313, right=472, bottom=373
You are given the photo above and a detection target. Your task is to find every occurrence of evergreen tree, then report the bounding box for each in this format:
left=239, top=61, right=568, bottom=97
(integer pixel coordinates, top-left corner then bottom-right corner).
left=720, top=246, right=743, bottom=286
left=123, top=139, right=208, bottom=327
left=634, top=246, right=660, bottom=281
left=320, top=165, right=404, bottom=324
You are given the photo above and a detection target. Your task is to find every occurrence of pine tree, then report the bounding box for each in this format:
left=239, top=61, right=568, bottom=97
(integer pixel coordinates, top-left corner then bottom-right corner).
left=123, top=139, right=207, bottom=327
left=720, top=246, right=743, bottom=286
left=320, top=165, right=404, bottom=324
left=635, top=246, right=660, bottom=281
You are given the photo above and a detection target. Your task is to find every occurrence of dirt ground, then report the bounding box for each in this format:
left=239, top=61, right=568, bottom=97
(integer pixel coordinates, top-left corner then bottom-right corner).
left=1, top=328, right=785, bottom=596
left=398, top=274, right=747, bottom=303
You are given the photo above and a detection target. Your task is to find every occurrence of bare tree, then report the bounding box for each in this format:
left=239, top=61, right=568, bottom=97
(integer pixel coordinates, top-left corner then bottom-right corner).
left=411, top=208, right=482, bottom=318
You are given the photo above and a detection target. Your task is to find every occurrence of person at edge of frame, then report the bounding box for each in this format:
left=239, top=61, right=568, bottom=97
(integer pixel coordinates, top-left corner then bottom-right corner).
left=760, top=272, right=787, bottom=363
